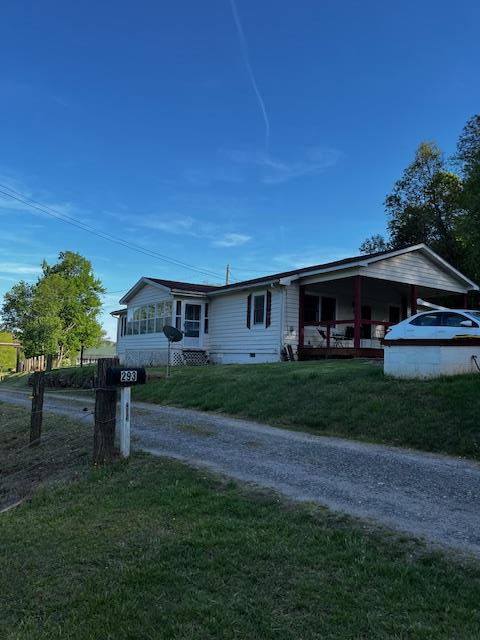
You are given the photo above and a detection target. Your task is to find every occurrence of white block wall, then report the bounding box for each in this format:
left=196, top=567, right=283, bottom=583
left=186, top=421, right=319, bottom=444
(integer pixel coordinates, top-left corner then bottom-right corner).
left=384, top=345, right=480, bottom=378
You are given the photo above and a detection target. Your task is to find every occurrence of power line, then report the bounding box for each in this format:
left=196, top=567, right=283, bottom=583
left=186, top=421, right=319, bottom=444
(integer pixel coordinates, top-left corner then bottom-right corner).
left=0, top=185, right=226, bottom=282
left=101, top=289, right=128, bottom=295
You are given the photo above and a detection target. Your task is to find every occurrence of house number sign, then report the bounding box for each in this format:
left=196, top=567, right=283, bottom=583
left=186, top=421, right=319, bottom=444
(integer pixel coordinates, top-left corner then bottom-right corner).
left=105, top=367, right=147, bottom=387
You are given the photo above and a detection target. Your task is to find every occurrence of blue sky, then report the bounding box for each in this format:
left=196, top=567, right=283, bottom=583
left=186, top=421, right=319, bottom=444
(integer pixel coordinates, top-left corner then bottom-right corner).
left=1, top=0, right=479, bottom=338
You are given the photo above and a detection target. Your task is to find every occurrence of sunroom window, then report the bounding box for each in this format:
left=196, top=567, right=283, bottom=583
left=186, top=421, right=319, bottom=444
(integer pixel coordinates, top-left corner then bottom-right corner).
left=125, top=302, right=173, bottom=335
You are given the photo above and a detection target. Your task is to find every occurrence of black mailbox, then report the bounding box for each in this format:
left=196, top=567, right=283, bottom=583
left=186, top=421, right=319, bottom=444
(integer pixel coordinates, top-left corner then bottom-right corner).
left=105, top=367, right=147, bottom=387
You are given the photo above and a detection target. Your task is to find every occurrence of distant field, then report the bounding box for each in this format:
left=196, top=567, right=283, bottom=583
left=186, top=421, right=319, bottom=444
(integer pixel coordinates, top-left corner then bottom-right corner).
left=0, top=405, right=479, bottom=639
left=134, top=360, right=480, bottom=460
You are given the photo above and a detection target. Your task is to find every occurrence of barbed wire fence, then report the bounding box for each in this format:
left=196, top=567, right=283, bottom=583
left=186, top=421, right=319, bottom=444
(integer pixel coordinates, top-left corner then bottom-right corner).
left=0, top=357, right=147, bottom=511
left=0, top=404, right=96, bottom=512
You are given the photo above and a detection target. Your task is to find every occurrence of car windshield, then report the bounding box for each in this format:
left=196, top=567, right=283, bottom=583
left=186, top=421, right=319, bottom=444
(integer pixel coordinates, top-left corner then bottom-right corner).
left=467, top=311, right=480, bottom=321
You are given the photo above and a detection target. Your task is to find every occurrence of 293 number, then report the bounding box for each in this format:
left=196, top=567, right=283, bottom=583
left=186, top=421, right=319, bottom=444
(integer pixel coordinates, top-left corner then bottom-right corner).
left=120, top=370, right=138, bottom=383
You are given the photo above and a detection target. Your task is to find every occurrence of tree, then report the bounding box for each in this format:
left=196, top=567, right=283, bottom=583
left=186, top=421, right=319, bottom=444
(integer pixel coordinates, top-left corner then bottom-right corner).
left=386, top=142, right=463, bottom=263
left=1, top=281, right=34, bottom=335
left=360, top=142, right=464, bottom=267
left=455, top=114, right=480, bottom=175
left=1, top=251, right=105, bottom=365
left=455, top=114, right=480, bottom=282
left=359, top=234, right=390, bottom=255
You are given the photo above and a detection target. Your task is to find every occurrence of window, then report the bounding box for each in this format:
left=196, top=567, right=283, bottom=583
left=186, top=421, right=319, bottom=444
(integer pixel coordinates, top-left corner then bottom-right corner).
left=442, top=312, right=478, bottom=327
left=138, top=307, right=147, bottom=334
left=410, top=312, right=443, bottom=326
left=204, top=303, right=209, bottom=334
left=120, top=315, right=127, bottom=336
left=175, top=300, right=182, bottom=331
left=320, top=297, right=336, bottom=323
left=185, top=303, right=201, bottom=337
left=304, top=295, right=319, bottom=323
left=124, top=302, right=173, bottom=335
left=388, top=306, right=401, bottom=324
left=147, top=304, right=155, bottom=333
left=155, top=302, right=173, bottom=332
left=411, top=311, right=479, bottom=328
left=253, top=294, right=265, bottom=325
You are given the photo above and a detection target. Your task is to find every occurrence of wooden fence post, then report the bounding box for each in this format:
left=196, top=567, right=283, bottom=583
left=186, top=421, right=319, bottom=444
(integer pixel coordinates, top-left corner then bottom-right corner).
left=30, top=371, right=45, bottom=446
left=93, top=357, right=119, bottom=464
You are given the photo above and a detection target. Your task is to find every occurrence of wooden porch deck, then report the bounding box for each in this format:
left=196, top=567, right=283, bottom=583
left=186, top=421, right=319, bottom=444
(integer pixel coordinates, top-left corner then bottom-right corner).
left=298, top=346, right=384, bottom=360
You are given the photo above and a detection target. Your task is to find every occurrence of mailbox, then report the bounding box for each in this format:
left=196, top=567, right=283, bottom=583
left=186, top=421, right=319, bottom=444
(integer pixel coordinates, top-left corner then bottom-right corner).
left=105, top=367, right=147, bottom=387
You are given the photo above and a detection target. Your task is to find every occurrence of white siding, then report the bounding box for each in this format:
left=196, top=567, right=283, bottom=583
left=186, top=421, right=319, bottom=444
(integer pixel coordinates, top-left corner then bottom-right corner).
left=207, top=288, right=282, bottom=364
left=116, top=284, right=173, bottom=362
left=365, top=252, right=467, bottom=292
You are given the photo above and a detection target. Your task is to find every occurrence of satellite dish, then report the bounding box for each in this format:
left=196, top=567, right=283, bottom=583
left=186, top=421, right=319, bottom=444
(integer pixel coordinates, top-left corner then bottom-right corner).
left=163, top=325, right=183, bottom=342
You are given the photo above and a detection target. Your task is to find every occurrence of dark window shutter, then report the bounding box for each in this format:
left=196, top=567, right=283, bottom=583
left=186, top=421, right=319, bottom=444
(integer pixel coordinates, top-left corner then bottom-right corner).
left=265, top=290, right=272, bottom=328
left=246, top=294, right=252, bottom=329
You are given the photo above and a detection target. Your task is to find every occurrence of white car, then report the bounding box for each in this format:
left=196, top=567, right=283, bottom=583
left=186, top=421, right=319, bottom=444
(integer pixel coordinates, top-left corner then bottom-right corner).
left=385, top=309, right=480, bottom=340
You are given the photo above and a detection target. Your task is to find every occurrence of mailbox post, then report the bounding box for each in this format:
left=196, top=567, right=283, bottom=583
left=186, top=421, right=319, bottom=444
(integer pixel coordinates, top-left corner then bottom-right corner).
left=102, top=366, right=146, bottom=459
left=119, top=386, right=131, bottom=458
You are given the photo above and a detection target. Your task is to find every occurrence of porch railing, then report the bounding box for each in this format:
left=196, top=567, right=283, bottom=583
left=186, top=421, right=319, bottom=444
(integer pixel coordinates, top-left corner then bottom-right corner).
left=303, top=319, right=395, bottom=349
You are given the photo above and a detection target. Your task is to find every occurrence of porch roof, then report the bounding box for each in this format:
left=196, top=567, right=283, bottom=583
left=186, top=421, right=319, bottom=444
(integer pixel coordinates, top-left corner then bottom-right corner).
left=118, top=244, right=479, bottom=305
left=207, top=244, right=478, bottom=296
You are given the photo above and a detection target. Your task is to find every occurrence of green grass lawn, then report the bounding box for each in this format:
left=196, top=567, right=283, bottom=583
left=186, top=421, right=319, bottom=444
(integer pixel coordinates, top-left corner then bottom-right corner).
left=3, top=360, right=480, bottom=460
left=134, top=360, right=480, bottom=460
left=1, top=437, right=480, bottom=639
left=0, top=403, right=91, bottom=509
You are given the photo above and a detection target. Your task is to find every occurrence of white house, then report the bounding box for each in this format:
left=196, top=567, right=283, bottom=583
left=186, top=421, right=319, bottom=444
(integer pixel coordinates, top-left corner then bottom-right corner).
left=112, top=244, right=478, bottom=366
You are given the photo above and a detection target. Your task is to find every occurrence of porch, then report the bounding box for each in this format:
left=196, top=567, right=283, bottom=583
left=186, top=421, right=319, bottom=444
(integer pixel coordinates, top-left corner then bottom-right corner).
left=296, top=274, right=467, bottom=360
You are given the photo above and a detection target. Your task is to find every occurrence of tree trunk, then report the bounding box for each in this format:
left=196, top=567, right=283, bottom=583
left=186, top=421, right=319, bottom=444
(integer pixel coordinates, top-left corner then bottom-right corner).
left=93, top=357, right=119, bottom=464
left=80, top=345, right=84, bottom=368
left=46, top=354, right=53, bottom=371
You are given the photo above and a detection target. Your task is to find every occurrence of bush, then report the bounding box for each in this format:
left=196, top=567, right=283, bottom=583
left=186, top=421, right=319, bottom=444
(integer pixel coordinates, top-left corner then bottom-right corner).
left=29, top=366, right=96, bottom=389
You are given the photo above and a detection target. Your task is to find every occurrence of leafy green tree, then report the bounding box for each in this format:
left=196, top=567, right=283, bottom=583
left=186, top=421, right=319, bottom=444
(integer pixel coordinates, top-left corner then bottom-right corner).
left=1, top=281, right=35, bottom=335
left=455, top=114, right=480, bottom=174
left=1, top=251, right=105, bottom=365
left=359, top=234, right=390, bottom=255
left=360, top=142, right=464, bottom=267
left=386, top=142, right=463, bottom=264
left=455, top=114, right=480, bottom=282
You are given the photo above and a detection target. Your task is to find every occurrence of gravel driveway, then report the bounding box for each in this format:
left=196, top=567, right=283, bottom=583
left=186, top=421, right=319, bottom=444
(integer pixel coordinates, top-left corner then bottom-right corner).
left=1, top=387, right=480, bottom=556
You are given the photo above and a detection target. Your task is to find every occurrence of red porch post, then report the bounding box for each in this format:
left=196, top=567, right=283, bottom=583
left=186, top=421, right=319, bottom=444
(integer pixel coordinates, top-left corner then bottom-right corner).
left=298, top=285, right=305, bottom=350
left=354, top=275, right=362, bottom=349
left=410, top=284, right=418, bottom=316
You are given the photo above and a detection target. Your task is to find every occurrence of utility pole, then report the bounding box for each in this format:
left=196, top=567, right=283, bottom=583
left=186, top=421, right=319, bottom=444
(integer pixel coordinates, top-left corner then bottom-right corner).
left=225, top=264, right=231, bottom=286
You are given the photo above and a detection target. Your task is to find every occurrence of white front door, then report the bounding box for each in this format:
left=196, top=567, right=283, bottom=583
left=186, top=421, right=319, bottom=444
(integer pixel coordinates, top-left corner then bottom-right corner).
left=183, top=303, right=202, bottom=348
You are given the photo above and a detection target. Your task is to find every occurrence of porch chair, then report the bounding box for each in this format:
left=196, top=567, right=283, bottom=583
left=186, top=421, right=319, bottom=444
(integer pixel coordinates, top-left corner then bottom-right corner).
left=317, top=328, right=346, bottom=347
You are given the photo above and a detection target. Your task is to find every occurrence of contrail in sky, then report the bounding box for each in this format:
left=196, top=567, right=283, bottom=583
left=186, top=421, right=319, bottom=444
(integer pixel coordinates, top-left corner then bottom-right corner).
left=229, top=0, right=270, bottom=150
